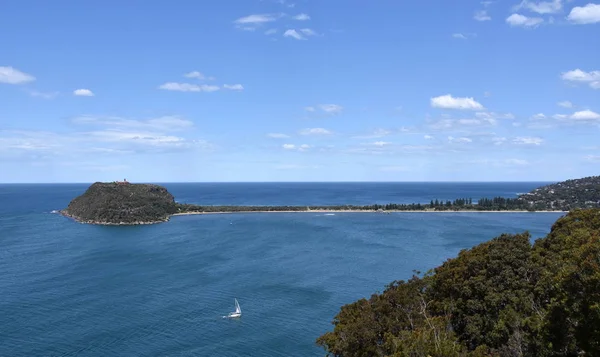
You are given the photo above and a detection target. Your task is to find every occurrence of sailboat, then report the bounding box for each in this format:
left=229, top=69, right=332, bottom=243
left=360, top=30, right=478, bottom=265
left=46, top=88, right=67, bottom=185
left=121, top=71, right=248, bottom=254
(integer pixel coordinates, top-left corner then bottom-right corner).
left=224, top=298, right=242, bottom=318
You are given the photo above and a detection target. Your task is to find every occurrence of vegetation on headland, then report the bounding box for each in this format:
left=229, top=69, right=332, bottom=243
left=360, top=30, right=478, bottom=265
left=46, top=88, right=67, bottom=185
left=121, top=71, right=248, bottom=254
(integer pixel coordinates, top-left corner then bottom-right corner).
left=61, top=175, right=599, bottom=224
left=177, top=197, right=534, bottom=213
left=518, top=175, right=600, bottom=211
left=61, top=181, right=178, bottom=225
left=316, top=208, right=600, bottom=356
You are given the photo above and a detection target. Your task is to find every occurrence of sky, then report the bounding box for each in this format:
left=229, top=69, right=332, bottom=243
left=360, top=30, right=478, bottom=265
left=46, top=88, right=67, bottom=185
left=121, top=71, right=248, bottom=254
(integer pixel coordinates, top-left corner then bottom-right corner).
left=1, top=0, right=599, bottom=183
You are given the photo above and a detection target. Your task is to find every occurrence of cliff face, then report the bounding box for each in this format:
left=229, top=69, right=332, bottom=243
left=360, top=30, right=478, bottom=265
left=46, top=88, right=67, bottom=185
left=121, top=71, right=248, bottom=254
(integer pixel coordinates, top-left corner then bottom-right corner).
left=61, top=182, right=179, bottom=225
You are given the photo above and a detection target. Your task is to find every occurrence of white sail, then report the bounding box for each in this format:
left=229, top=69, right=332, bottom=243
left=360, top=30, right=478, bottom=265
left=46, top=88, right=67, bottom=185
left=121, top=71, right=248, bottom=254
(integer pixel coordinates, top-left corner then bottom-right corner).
left=224, top=298, right=242, bottom=318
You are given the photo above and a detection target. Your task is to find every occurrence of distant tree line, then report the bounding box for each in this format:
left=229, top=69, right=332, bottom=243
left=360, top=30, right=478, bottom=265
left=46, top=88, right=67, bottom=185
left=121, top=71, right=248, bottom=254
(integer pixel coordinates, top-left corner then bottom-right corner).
left=176, top=196, right=552, bottom=213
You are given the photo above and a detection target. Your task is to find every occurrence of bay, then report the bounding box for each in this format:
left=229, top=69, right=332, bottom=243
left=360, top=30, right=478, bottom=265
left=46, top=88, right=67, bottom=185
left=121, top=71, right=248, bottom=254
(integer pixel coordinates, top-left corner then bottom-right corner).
left=0, top=182, right=564, bottom=356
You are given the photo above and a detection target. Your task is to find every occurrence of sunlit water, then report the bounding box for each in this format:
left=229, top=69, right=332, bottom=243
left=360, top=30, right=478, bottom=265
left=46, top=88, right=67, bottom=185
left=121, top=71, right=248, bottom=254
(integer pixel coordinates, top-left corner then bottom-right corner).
left=0, top=183, right=563, bottom=356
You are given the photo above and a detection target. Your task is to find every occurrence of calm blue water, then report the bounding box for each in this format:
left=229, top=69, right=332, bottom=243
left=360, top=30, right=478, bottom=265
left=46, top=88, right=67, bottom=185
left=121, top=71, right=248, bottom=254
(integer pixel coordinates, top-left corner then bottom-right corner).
left=0, top=182, right=564, bottom=356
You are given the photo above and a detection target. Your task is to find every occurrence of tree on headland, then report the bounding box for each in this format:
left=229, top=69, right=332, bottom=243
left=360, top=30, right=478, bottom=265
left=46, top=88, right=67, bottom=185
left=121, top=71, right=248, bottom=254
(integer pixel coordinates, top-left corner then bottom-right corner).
left=316, top=209, right=600, bottom=356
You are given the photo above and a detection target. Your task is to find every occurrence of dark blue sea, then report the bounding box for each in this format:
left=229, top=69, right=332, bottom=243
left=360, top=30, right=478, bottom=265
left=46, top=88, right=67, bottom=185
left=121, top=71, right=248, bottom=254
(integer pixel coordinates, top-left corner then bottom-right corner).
left=0, top=182, right=565, bottom=356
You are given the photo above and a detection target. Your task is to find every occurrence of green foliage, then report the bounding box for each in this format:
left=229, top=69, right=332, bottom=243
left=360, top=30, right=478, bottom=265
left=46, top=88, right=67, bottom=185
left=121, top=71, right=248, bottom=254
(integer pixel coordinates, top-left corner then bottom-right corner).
left=62, top=182, right=179, bottom=224
left=62, top=176, right=599, bottom=225
left=317, top=209, right=600, bottom=356
left=518, top=175, right=600, bottom=211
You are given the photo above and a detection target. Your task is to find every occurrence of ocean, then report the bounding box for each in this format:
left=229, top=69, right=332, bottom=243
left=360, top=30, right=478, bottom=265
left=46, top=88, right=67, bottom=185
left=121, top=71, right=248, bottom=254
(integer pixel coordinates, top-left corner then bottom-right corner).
left=0, top=182, right=565, bottom=356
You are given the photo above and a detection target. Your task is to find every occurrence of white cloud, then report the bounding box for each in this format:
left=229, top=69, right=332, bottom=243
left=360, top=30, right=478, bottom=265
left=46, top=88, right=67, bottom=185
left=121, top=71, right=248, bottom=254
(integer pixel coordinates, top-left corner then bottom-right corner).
left=158, top=82, right=220, bottom=92
left=223, top=84, right=244, bottom=91
left=428, top=118, right=494, bottom=130
left=514, top=0, right=562, bottom=14
left=282, top=143, right=311, bottom=151
left=87, top=131, right=188, bottom=146
left=585, top=155, right=600, bottom=162
left=346, top=144, right=437, bottom=156
left=184, top=71, right=206, bottom=80
left=492, top=137, right=507, bottom=145
left=0, top=66, right=35, bottom=84
left=1, top=115, right=209, bottom=157
left=570, top=110, right=600, bottom=121
left=567, top=3, right=600, bottom=24
left=561, top=69, right=600, bottom=89
left=371, top=141, right=392, bottom=147
left=234, top=14, right=278, bottom=25
left=293, top=13, right=310, bottom=20
left=506, top=13, right=544, bottom=27
left=284, top=28, right=318, bottom=40
left=557, top=101, right=573, bottom=108
left=474, top=10, right=492, bottom=21
left=467, top=158, right=531, bottom=167
left=553, top=114, right=568, bottom=120
left=29, top=90, right=59, bottom=99
left=352, top=129, right=392, bottom=139
left=72, top=115, right=195, bottom=132
left=233, top=13, right=282, bottom=31
left=319, top=104, right=343, bottom=114
left=457, top=119, right=482, bottom=125
left=475, top=111, right=515, bottom=120
left=504, top=158, right=529, bottom=166
left=424, top=135, right=434, bottom=140
left=267, top=133, right=290, bottom=138
left=452, top=33, right=468, bottom=39
left=561, top=68, right=600, bottom=81
left=299, top=127, right=331, bottom=135
left=430, top=94, right=484, bottom=110
left=0, top=130, right=63, bottom=153
left=73, top=88, right=94, bottom=97
left=284, top=29, right=305, bottom=40
left=265, top=29, right=278, bottom=35
left=448, top=136, right=473, bottom=143
left=513, top=136, right=543, bottom=145
left=531, top=113, right=546, bottom=120
left=300, top=28, right=318, bottom=36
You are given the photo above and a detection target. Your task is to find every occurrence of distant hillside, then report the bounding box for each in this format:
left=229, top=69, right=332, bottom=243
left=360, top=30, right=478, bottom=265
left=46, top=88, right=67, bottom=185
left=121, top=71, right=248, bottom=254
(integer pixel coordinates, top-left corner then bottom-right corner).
left=518, top=175, right=600, bottom=210
left=61, top=182, right=179, bottom=225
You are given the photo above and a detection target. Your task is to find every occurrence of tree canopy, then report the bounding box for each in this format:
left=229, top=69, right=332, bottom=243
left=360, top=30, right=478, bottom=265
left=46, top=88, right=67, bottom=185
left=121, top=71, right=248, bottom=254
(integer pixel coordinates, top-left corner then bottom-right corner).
left=62, top=182, right=179, bottom=224
left=317, top=208, right=600, bottom=356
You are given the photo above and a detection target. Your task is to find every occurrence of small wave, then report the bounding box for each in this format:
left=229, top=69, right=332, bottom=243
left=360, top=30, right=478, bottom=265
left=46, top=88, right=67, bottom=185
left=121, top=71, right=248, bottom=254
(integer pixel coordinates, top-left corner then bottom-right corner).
left=324, top=213, right=335, bottom=216
left=50, top=210, right=58, bottom=214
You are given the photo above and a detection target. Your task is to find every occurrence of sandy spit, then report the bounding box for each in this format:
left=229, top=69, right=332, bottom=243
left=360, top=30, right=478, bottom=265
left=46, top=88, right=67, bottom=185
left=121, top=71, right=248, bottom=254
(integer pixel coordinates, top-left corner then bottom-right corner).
left=172, top=210, right=567, bottom=216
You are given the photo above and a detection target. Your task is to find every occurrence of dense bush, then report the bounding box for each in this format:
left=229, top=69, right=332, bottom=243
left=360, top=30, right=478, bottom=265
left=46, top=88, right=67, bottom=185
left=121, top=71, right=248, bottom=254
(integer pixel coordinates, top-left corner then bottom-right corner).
left=62, top=182, right=178, bottom=224
left=317, top=209, right=600, bottom=356
left=518, top=175, right=600, bottom=210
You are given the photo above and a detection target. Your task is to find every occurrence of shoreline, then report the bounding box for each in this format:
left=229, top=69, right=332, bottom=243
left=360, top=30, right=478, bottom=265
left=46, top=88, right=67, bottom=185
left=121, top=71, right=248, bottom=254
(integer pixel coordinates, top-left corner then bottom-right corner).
left=60, top=209, right=568, bottom=226
left=59, top=210, right=169, bottom=226
left=172, top=209, right=568, bottom=216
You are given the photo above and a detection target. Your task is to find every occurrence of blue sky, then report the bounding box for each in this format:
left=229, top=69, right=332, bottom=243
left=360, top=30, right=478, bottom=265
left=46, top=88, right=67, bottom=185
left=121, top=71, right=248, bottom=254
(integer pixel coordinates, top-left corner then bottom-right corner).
left=1, top=0, right=599, bottom=183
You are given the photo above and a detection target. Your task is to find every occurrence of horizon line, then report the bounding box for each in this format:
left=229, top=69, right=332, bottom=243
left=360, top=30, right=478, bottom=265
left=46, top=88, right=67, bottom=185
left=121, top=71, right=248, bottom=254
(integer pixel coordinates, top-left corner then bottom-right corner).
left=0, top=180, right=558, bottom=185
